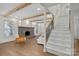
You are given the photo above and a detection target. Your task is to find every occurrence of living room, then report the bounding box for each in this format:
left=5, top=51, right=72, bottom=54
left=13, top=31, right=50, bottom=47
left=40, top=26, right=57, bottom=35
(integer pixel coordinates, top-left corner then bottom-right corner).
left=0, top=3, right=79, bottom=56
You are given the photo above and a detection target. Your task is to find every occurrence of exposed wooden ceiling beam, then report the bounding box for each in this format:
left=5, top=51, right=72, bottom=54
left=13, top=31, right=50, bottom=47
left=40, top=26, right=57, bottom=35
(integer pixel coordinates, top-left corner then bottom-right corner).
left=22, top=12, right=50, bottom=20
left=30, top=18, right=52, bottom=22
left=4, top=3, right=32, bottom=17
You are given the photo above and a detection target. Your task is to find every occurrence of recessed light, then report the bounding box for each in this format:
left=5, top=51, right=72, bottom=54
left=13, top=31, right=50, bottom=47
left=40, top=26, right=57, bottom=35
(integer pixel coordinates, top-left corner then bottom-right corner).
left=37, top=8, right=41, bottom=11
left=26, top=20, right=30, bottom=24
left=38, top=23, right=41, bottom=26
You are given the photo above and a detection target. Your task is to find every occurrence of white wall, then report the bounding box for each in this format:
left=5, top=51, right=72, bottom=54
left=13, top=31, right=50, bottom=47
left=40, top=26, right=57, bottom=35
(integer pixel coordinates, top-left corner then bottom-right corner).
left=21, top=20, right=35, bottom=27
left=74, top=16, right=79, bottom=39
left=0, top=16, right=40, bottom=44
left=70, top=4, right=79, bottom=39
left=77, top=19, right=79, bottom=39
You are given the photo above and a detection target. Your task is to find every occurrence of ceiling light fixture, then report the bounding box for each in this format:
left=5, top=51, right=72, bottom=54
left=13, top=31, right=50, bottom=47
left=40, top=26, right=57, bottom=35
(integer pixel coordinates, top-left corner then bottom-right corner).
left=26, top=20, right=30, bottom=24
left=18, top=20, right=21, bottom=26
left=38, top=23, right=41, bottom=26
left=37, top=8, right=41, bottom=11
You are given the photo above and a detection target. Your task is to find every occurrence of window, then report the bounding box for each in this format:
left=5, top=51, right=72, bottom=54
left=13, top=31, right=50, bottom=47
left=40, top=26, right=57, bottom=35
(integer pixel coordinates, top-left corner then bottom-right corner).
left=4, top=21, right=13, bottom=37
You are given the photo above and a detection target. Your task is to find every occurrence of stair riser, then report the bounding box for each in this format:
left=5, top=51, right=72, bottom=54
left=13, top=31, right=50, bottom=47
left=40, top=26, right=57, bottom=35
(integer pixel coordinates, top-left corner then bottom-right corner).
left=46, top=47, right=74, bottom=56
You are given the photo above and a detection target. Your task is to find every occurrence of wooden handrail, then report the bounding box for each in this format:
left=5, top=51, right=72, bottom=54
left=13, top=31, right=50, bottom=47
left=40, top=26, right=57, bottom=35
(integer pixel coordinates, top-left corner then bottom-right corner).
left=46, top=15, right=54, bottom=41
left=46, top=15, right=54, bottom=30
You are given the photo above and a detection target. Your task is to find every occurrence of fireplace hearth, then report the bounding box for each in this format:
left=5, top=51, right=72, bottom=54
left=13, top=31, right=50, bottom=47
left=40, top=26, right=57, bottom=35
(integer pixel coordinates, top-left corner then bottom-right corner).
left=25, top=31, right=30, bottom=36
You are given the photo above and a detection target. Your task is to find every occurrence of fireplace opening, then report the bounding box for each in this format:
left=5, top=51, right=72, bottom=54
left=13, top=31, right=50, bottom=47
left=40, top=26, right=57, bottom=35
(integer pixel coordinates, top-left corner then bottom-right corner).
left=25, top=31, right=30, bottom=36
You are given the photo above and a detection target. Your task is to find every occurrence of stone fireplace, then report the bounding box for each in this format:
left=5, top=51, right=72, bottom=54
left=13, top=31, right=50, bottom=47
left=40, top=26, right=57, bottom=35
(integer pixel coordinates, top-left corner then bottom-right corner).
left=18, top=27, right=34, bottom=37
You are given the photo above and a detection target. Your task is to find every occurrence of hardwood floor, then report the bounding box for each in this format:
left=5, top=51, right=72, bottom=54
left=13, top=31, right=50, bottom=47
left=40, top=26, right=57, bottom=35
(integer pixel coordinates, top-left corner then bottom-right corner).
left=75, top=39, right=79, bottom=56
left=2, top=37, right=79, bottom=56
left=0, top=38, right=55, bottom=56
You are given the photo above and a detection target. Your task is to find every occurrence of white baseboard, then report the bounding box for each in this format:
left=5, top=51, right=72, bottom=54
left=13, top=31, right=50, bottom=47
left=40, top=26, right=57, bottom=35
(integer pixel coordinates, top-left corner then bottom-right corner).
left=0, top=37, right=15, bottom=44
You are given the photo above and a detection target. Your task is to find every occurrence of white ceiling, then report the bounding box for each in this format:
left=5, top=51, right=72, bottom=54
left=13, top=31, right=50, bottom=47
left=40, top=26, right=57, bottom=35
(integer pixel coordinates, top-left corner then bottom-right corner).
left=0, top=3, right=79, bottom=20
left=11, top=3, right=47, bottom=19
left=0, top=3, right=59, bottom=20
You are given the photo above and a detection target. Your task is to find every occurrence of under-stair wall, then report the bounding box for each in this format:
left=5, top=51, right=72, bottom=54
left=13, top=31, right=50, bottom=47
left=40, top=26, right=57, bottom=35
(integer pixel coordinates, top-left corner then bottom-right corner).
left=46, top=4, right=74, bottom=56
left=73, top=16, right=79, bottom=39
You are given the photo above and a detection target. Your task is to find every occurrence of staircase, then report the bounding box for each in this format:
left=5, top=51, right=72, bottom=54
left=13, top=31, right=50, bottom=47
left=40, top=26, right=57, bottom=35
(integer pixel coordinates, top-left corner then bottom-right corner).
left=45, top=16, right=74, bottom=56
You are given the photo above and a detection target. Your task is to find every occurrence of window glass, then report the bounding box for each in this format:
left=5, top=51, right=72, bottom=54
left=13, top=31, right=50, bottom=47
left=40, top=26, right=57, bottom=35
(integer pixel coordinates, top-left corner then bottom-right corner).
left=4, top=21, right=13, bottom=37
